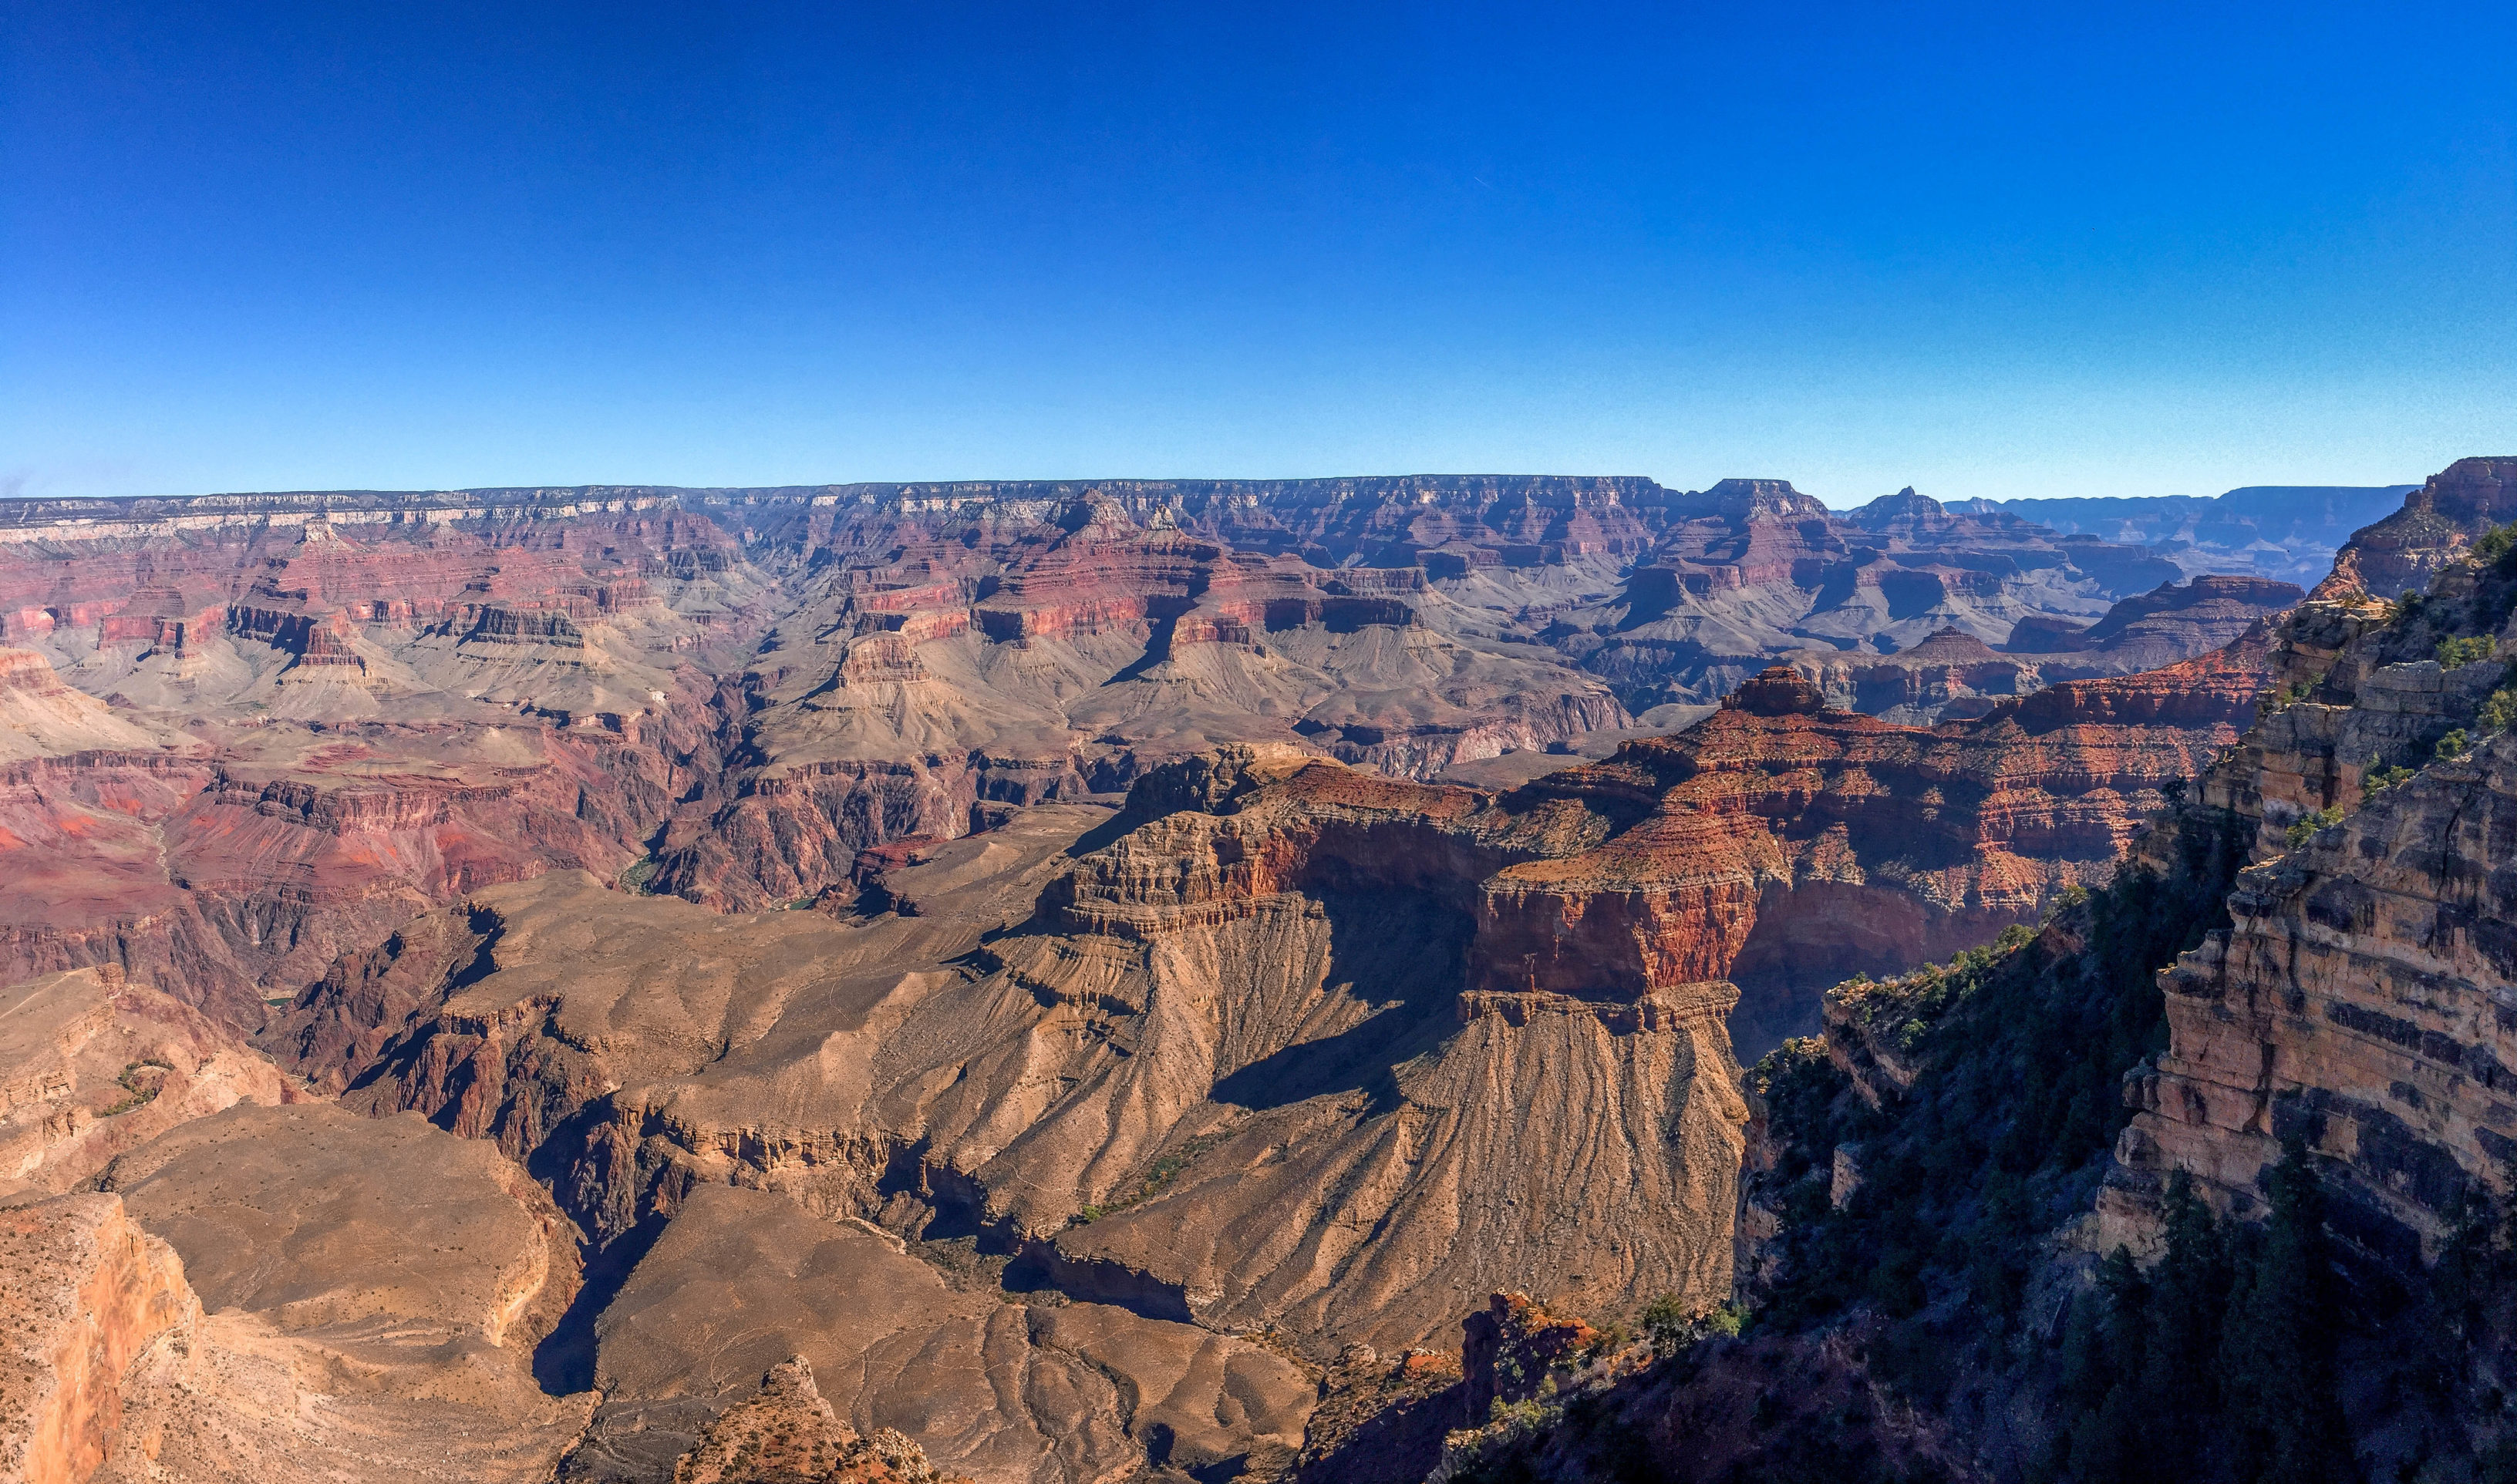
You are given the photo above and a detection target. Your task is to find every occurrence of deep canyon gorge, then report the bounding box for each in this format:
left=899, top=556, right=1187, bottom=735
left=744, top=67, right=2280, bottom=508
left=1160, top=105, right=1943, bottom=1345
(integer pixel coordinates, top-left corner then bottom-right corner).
left=5, top=460, right=2515, bottom=1484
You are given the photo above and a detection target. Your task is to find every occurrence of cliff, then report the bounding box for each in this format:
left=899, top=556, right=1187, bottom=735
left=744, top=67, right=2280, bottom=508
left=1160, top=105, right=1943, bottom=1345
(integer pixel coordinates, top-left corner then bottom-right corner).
left=1428, top=460, right=2517, bottom=1481
left=0, top=1103, right=594, bottom=1484
left=0, top=964, right=292, bottom=1200
left=2329, top=456, right=2517, bottom=599
left=1778, top=575, right=2296, bottom=725
left=0, top=1193, right=197, bottom=1484
left=2101, top=475, right=2517, bottom=1264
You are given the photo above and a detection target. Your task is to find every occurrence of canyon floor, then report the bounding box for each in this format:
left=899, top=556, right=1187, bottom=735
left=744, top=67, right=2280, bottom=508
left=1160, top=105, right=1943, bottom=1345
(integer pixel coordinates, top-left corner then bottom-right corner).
left=5, top=465, right=2508, bottom=1484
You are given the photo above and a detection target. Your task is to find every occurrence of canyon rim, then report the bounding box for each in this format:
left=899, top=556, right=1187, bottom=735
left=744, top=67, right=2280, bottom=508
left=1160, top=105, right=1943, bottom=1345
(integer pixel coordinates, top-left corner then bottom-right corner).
left=7, top=463, right=2517, bottom=1481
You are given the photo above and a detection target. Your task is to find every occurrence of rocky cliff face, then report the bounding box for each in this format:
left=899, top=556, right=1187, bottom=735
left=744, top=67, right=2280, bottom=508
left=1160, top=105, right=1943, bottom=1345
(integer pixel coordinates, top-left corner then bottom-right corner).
left=0, top=964, right=292, bottom=1200
left=0, top=1193, right=197, bottom=1484
left=1984, top=483, right=2414, bottom=588
left=2101, top=486, right=2517, bottom=1264
left=2327, top=456, right=2517, bottom=599
left=1567, top=480, right=2189, bottom=708
left=1778, top=575, right=2297, bottom=725
left=2109, top=733, right=2517, bottom=1265
left=0, top=1104, right=596, bottom=1484
left=1471, top=462, right=2517, bottom=1484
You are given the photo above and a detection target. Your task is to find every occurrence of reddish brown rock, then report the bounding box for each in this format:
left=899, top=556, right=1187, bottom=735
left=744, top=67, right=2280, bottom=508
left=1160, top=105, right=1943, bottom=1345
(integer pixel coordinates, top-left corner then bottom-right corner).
left=1461, top=1292, right=1605, bottom=1422
left=2330, top=455, right=2517, bottom=599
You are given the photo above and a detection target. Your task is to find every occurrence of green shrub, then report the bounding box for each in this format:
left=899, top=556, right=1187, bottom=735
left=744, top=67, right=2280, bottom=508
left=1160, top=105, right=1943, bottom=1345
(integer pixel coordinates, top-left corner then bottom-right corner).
left=2437, top=634, right=2495, bottom=670
left=2362, top=764, right=2414, bottom=796
left=1640, top=1293, right=1691, bottom=1355
left=2482, top=686, right=2517, bottom=735
left=2284, top=807, right=2342, bottom=848
left=2438, top=728, right=2472, bottom=760
left=2475, top=520, right=2517, bottom=570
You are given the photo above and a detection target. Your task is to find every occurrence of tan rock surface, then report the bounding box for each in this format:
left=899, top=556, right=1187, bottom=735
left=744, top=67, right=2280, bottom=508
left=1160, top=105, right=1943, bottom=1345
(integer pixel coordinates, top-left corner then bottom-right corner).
left=1, top=966, right=291, bottom=1201
left=0, top=1193, right=196, bottom=1484
left=669, top=1356, right=965, bottom=1483
left=82, top=1102, right=595, bottom=1482
left=573, top=1184, right=1309, bottom=1484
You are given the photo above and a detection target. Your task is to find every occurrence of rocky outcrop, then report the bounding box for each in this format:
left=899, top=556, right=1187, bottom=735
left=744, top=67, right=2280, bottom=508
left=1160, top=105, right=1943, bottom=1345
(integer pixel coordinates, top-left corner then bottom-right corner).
left=0, top=1193, right=197, bottom=1484
left=567, top=1183, right=1310, bottom=1484
left=2331, top=456, right=2517, bottom=598
left=0, top=707, right=719, bottom=1025
left=2101, top=468, right=2517, bottom=1265
left=1579, top=480, right=2186, bottom=706
left=669, top=1357, right=965, bottom=1484
left=0, top=650, right=167, bottom=761
left=1459, top=1292, right=1604, bottom=1422
left=2108, top=735, right=2517, bottom=1264
left=1, top=1103, right=593, bottom=1484
left=1777, top=576, right=2296, bottom=725
left=0, top=964, right=292, bottom=1200
left=1983, top=483, right=2412, bottom=588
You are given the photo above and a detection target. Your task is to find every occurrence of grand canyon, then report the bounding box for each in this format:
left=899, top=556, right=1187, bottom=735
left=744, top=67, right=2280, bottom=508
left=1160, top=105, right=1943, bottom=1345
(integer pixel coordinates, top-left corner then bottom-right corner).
left=7, top=459, right=2517, bottom=1484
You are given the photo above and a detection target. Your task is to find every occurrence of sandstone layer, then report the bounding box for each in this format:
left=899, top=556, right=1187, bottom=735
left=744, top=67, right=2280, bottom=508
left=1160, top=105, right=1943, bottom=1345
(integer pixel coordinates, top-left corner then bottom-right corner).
left=2104, top=497, right=2517, bottom=1260
left=1, top=1102, right=595, bottom=1484
left=0, top=964, right=291, bottom=1200
left=2323, top=456, right=2517, bottom=598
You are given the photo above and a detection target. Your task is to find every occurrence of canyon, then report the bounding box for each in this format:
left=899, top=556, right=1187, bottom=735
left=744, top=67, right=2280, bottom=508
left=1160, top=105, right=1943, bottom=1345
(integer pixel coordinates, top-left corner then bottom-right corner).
left=3, top=466, right=2485, bottom=1484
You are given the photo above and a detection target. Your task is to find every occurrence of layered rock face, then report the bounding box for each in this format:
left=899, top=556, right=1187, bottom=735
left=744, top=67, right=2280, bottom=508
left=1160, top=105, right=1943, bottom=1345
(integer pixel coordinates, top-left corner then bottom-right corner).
left=0, top=498, right=751, bottom=1025
left=1499, top=655, right=2262, bottom=1055
left=2112, top=736, right=2517, bottom=1264
left=1566, top=481, right=2191, bottom=707
left=0, top=1104, right=595, bottom=1484
left=4, top=476, right=2241, bottom=922
left=2103, top=506, right=2517, bottom=1262
left=1777, top=574, right=2297, bottom=724
left=0, top=1193, right=197, bottom=1484
left=1983, top=483, right=2413, bottom=587
left=0, top=964, right=291, bottom=1199
left=2326, top=456, right=2517, bottom=598
left=0, top=708, right=717, bottom=1024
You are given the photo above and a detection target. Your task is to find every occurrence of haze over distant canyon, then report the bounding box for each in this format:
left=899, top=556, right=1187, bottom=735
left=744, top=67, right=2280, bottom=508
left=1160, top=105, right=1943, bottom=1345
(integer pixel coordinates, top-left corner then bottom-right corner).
left=7, top=459, right=2517, bottom=1484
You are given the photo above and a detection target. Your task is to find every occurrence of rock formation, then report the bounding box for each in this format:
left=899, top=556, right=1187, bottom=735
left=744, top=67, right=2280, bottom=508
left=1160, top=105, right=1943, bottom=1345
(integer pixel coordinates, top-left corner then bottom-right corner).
left=0, top=466, right=2391, bottom=1484
left=2324, top=456, right=2517, bottom=598
left=1778, top=574, right=2296, bottom=724
left=2100, top=484, right=2517, bottom=1262
left=1418, top=457, right=2517, bottom=1482
left=0, top=964, right=291, bottom=1200
left=0, top=1103, right=595, bottom=1484
left=1980, top=483, right=2413, bottom=588
left=667, top=1356, right=965, bottom=1484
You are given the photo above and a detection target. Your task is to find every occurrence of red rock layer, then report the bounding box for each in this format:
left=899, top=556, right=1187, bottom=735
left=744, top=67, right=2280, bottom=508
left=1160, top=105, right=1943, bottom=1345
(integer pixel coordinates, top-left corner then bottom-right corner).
left=0, top=706, right=724, bottom=1025
left=2331, top=455, right=2517, bottom=598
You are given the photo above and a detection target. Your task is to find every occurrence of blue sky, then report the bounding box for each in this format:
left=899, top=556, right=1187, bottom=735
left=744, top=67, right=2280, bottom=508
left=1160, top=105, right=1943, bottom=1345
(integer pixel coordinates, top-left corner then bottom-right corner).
left=5, top=2, right=2512, bottom=505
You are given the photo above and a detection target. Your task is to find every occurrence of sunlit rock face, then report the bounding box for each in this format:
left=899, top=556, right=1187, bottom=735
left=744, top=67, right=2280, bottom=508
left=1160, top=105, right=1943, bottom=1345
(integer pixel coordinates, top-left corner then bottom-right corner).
left=0, top=472, right=2344, bottom=1484
left=2104, top=473, right=2517, bottom=1267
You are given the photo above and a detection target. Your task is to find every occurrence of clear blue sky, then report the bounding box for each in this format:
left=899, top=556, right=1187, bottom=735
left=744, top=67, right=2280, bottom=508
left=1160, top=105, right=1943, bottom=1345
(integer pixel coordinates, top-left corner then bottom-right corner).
left=5, top=2, right=2512, bottom=506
